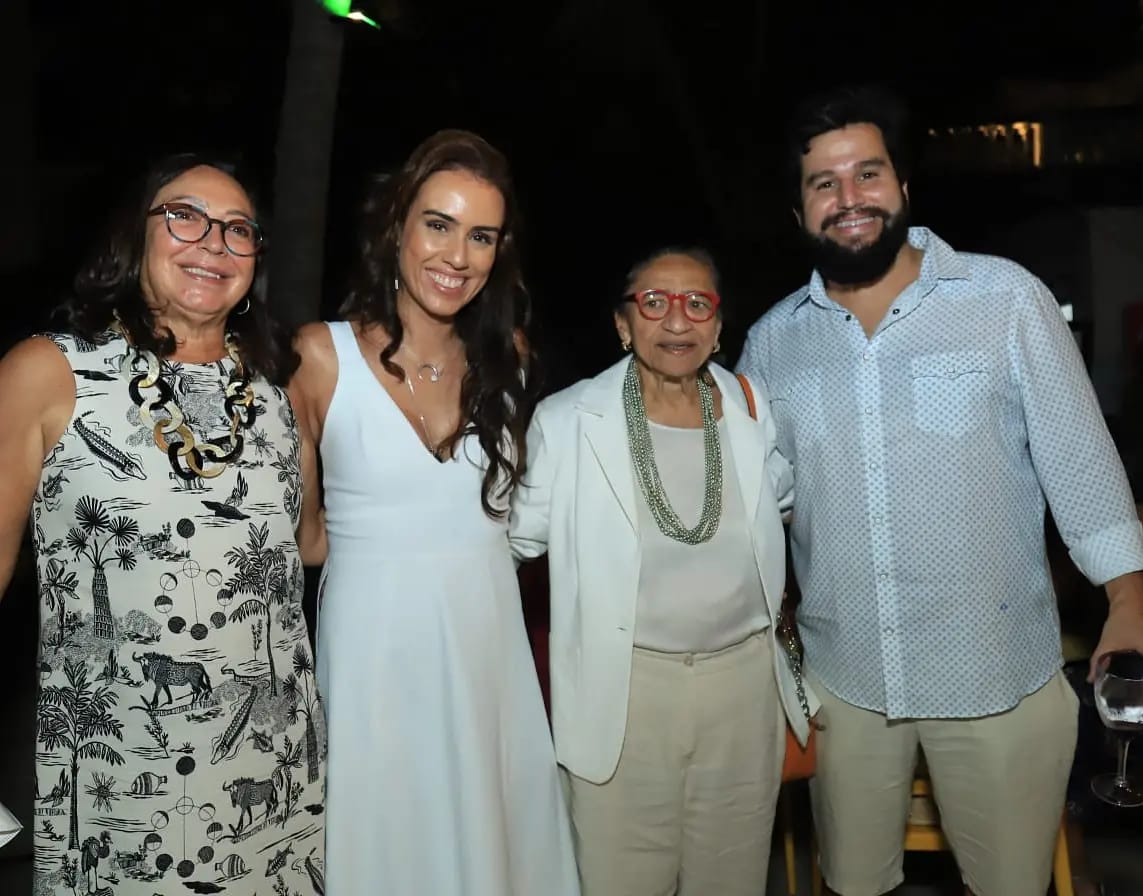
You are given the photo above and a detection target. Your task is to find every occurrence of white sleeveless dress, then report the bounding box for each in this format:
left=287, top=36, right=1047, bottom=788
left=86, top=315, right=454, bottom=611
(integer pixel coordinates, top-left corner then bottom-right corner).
left=316, top=321, right=578, bottom=895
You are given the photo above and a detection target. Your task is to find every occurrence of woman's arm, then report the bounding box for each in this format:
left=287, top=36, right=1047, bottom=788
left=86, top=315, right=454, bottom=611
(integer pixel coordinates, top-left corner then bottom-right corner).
left=741, top=372, right=795, bottom=519
left=0, top=337, right=75, bottom=600
left=509, top=402, right=559, bottom=562
left=288, top=324, right=337, bottom=567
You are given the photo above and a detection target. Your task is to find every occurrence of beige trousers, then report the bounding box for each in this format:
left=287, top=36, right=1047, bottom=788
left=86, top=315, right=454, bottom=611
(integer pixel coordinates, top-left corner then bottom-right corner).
left=564, top=632, right=785, bottom=896
left=810, top=670, right=1079, bottom=896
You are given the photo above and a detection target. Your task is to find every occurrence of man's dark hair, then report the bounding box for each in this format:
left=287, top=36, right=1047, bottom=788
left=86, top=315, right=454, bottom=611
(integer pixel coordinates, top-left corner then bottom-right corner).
left=785, top=85, right=912, bottom=203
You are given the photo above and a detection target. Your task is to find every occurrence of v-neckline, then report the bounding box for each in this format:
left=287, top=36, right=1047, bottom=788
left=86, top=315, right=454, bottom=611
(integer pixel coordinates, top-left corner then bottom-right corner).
left=348, top=328, right=458, bottom=465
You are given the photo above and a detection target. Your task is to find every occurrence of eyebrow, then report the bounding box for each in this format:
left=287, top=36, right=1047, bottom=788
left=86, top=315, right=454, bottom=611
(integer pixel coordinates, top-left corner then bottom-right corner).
left=422, top=209, right=501, bottom=235
left=804, top=157, right=889, bottom=185
left=164, top=195, right=255, bottom=219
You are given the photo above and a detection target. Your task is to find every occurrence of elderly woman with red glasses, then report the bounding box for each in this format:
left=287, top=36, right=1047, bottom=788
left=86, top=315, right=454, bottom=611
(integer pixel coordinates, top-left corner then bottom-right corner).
left=510, top=246, right=814, bottom=896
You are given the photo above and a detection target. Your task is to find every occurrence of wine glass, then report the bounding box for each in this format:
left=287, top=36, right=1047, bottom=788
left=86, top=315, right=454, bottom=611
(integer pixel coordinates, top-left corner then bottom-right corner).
left=1091, top=649, right=1143, bottom=807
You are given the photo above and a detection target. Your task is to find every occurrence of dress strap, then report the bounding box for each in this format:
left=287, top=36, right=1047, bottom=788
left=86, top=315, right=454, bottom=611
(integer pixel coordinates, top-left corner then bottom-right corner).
left=325, top=320, right=360, bottom=368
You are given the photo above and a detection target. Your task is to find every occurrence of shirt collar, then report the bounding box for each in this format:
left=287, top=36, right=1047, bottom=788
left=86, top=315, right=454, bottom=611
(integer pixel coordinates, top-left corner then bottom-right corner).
left=791, top=227, right=971, bottom=316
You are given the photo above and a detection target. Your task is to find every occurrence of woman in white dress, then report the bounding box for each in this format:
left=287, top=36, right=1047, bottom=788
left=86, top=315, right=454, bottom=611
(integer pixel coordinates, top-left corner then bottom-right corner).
left=289, top=130, right=579, bottom=895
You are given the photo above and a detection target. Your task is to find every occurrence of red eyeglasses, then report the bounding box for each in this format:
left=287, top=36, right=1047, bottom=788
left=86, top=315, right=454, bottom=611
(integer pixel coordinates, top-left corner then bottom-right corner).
left=624, top=289, right=721, bottom=322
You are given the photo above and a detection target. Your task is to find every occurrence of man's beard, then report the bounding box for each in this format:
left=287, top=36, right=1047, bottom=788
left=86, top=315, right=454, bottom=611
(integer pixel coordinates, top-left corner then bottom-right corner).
left=804, top=201, right=911, bottom=286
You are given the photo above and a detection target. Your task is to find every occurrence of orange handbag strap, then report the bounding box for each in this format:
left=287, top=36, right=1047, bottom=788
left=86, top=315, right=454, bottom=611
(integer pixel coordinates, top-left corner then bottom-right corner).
left=735, top=373, right=757, bottom=420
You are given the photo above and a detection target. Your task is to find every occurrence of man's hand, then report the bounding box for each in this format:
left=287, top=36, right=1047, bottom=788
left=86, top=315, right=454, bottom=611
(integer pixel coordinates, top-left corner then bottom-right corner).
left=1090, top=570, right=1143, bottom=681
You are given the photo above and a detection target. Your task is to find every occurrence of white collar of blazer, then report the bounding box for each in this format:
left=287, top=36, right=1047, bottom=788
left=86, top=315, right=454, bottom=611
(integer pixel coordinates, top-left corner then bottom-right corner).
left=573, top=358, right=765, bottom=534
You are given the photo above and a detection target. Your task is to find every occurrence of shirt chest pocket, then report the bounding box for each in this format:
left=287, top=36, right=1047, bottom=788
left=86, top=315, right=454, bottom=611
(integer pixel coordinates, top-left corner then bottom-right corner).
left=769, top=369, right=827, bottom=448
left=910, top=352, right=992, bottom=438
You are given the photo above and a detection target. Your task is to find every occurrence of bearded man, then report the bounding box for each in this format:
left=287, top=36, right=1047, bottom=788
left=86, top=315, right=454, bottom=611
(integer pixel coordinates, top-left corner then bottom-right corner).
left=737, top=85, right=1143, bottom=896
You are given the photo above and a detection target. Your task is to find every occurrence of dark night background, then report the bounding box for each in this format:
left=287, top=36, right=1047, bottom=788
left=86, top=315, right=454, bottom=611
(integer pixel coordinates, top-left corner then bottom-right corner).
left=7, top=0, right=1143, bottom=379
left=2, top=0, right=1143, bottom=889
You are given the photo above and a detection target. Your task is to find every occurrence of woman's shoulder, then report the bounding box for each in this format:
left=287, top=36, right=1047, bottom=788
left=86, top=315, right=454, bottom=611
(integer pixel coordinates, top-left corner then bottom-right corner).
left=1, top=333, right=77, bottom=377
left=294, top=320, right=336, bottom=355
left=292, top=320, right=345, bottom=381
left=0, top=335, right=79, bottom=437
left=534, top=360, right=625, bottom=420
left=710, top=362, right=773, bottom=411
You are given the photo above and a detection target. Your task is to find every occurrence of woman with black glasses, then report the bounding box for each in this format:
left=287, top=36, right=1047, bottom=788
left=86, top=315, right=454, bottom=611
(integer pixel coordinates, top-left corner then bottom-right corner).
left=510, top=246, right=814, bottom=896
left=0, top=154, right=326, bottom=896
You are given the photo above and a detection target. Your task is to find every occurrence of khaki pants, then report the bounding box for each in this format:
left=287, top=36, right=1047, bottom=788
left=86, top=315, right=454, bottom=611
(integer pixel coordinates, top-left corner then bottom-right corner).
left=810, top=670, right=1079, bottom=896
left=565, top=633, right=784, bottom=896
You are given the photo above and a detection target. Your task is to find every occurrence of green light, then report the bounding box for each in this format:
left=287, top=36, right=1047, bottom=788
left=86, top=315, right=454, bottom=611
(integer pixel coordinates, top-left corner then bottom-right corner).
left=319, top=0, right=379, bottom=27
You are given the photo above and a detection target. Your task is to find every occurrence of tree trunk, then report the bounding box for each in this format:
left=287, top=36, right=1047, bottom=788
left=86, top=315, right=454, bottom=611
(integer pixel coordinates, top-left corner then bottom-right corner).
left=91, top=566, right=113, bottom=640
left=304, top=712, right=319, bottom=783
left=68, top=756, right=79, bottom=850
left=264, top=609, right=278, bottom=696
left=270, top=0, right=346, bottom=328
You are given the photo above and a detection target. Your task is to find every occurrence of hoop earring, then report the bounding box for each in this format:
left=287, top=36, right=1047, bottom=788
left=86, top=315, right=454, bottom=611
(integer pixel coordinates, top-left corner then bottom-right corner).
left=621, top=339, right=632, bottom=352
left=233, top=297, right=251, bottom=316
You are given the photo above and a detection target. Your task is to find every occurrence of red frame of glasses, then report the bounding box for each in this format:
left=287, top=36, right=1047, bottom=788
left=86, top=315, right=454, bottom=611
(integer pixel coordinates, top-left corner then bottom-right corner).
left=624, top=289, right=721, bottom=322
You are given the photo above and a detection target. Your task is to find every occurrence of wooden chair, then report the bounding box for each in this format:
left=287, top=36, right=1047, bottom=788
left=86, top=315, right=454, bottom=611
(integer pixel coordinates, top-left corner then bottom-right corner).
left=808, top=775, right=1075, bottom=896
left=780, top=783, right=822, bottom=896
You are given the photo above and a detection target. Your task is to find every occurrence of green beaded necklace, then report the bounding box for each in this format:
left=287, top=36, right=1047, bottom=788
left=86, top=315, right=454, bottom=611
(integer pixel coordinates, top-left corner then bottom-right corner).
left=622, top=358, right=723, bottom=544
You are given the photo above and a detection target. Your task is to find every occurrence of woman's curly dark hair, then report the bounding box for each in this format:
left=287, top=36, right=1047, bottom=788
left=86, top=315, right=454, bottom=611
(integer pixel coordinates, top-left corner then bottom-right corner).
left=58, top=152, right=298, bottom=385
left=341, top=129, right=540, bottom=519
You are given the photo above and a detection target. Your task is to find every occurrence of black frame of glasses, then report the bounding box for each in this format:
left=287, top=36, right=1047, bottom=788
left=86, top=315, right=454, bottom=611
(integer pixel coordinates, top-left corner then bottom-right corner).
left=147, top=202, right=264, bottom=257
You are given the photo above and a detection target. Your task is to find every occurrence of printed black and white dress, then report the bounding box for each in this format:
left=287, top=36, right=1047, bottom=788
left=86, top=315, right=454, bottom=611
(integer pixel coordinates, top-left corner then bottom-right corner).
left=30, top=331, right=326, bottom=896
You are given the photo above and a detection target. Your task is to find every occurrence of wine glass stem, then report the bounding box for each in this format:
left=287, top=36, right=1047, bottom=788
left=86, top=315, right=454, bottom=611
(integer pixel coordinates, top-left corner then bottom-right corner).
left=1116, top=734, right=1135, bottom=785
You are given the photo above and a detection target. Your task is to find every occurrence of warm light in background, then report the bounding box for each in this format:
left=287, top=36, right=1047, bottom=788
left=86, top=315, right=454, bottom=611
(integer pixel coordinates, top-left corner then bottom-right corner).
left=926, top=121, right=1044, bottom=168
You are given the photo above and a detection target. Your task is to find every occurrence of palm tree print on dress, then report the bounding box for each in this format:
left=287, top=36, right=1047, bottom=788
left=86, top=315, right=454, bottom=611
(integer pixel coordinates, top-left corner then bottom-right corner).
left=282, top=644, right=322, bottom=784
left=66, top=497, right=139, bottom=640
left=271, top=735, right=304, bottom=828
left=225, top=522, right=295, bottom=697
left=30, top=332, right=326, bottom=895
left=270, top=448, right=302, bottom=526
left=37, top=658, right=125, bottom=850
left=41, top=558, right=80, bottom=652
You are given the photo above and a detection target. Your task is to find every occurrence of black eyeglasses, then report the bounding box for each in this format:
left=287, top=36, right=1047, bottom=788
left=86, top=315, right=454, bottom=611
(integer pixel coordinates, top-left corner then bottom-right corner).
left=147, top=202, right=264, bottom=257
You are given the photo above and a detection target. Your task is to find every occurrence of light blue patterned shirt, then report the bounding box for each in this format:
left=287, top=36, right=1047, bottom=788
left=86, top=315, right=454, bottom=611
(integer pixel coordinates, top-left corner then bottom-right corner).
left=737, top=227, right=1143, bottom=719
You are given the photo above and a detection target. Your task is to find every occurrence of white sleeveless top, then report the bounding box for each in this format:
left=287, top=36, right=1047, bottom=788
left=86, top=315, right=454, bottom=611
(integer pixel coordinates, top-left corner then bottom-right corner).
left=633, top=418, right=768, bottom=652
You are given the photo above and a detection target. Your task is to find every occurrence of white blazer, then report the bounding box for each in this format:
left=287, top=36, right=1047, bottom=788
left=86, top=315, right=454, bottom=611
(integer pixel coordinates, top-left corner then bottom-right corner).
left=510, top=359, right=817, bottom=785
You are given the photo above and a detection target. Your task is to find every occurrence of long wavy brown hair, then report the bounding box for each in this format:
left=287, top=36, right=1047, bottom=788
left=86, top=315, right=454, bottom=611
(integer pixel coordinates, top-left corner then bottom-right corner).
left=340, top=129, right=539, bottom=518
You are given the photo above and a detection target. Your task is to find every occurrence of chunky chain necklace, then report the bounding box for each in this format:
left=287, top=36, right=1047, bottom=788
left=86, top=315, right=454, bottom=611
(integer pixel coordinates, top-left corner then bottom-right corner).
left=117, top=326, right=256, bottom=480
left=622, top=358, right=723, bottom=544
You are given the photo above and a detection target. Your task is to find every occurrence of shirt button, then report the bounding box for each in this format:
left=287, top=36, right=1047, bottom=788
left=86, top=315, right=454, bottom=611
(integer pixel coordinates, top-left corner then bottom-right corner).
left=865, top=407, right=874, bottom=415
left=863, top=352, right=871, bottom=361
left=879, top=571, right=889, bottom=579
left=683, top=655, right=695, bottom=667
left=872, top=514, right=883, bottom=524
left=869, top=461, right=879, bottom=471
